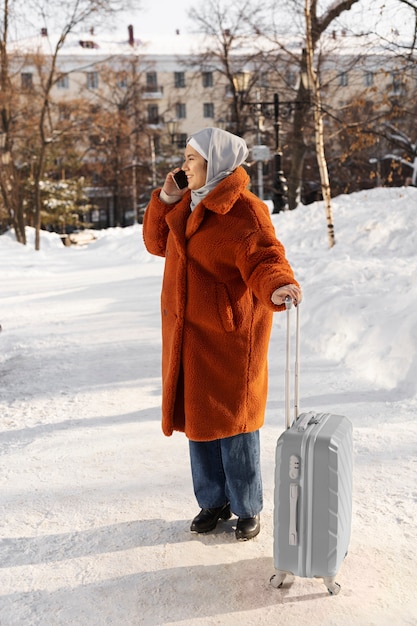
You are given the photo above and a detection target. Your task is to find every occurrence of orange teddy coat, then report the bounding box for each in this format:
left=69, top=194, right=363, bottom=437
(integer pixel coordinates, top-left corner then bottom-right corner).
left=143, top=166, right=299, bottom=441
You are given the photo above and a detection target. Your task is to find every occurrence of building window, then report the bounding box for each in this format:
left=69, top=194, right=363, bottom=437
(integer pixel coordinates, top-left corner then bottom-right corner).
left=202, top=71, right=213, bottom=88
left=174, top=71, right=186, bottom=88
left=259, top=71, right=269, bottom=88
left=285, top=70, right=297, bottom=87
left=87, top=71, right=99, bottom=90
left=364, top=71, right=374, bottom=87
left=57, top=74, right=69, bottom=89
left=59, top=105, right=71, bottom=120
left=203, top=102, right=214, bottom=118
left=391, top=72, right=405, bottom=95
left=176, top=133, right=187, bottom=149
left=337, top=71, right=348, bottom=87
left=117, top=73, right=128, bottom=89
left=175, top=103, right=186, bottom=119
left=21, top=72, right=33, bottom=90
left=147, top=104, right=159, bottom=124
left=146, top=71, right=158, bottom=89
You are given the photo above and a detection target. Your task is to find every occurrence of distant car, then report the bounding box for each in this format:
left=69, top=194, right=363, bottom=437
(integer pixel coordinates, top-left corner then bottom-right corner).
left=61, top=230, right=97, bottom=246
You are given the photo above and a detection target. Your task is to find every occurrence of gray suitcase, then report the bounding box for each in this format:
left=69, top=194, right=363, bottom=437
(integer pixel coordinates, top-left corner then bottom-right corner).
left=270, top=300, right=353, bottom=595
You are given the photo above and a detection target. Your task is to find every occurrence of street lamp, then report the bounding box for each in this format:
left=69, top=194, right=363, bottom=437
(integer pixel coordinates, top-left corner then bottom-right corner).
left=238, top=91, right=288, bottom=211
left=232, top=72, right=250, bottom=136
left=233, top=72, right=250, bottom=98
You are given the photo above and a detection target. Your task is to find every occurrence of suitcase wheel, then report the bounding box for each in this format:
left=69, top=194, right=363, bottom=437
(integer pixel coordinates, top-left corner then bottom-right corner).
left=324, top=578, right=341, bottom=595
left=270, top=572, right=286, bottom=589
left=271, top=573, right=341, bottom=595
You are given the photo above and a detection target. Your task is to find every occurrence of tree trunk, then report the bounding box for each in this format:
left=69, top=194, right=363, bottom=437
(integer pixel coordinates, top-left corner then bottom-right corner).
left=34, top=175, right=42, bottom=251
left=305, top=0, right=336, bottom=247
left=13, top=203, right=26, bottom=244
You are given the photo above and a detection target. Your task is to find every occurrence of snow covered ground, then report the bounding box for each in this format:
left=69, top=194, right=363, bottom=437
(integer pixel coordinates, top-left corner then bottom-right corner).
left=1, top=186, right=417, bottom=625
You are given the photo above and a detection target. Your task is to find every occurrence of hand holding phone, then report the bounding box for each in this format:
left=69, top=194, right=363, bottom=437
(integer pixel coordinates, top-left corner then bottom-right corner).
left=173, top=169, right=188, bottom=190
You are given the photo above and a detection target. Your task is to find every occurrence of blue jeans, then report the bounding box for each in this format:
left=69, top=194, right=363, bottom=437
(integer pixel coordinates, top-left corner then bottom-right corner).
left=189, top=430, right=263, bottom=518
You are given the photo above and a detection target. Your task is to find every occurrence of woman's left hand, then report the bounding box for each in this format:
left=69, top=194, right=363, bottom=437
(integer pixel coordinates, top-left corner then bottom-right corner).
left=271, top=284, right=303, bottom=307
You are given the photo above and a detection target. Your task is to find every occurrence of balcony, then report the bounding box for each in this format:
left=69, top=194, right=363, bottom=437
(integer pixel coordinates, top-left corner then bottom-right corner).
left=142, top=85, right=164, bottom=100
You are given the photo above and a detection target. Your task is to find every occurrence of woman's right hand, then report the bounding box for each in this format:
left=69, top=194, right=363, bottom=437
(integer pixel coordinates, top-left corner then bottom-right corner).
left=162, top=168, right=189, bottom=199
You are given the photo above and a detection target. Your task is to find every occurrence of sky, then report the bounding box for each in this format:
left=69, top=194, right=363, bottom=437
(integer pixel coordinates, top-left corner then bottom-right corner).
left=1, top=185, right=417, bottom=624
left=15, top=0, right=414, bottom=46
left=133, top=0, right=191, bottom=36
left=119, top=0, right=414, bottom=39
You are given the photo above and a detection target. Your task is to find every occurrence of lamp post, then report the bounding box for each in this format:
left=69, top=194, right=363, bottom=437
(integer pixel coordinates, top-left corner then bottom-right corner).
left=131, top=158, right=138, bottom=223
left=271, top=93, right=289, bottom=213
left=253, top=92, right=266, bottom=200
left=235, top=86, right=289, bottom=211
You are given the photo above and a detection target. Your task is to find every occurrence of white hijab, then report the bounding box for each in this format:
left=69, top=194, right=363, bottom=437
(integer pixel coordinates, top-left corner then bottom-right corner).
left=187, top=127, right=249, bottom=210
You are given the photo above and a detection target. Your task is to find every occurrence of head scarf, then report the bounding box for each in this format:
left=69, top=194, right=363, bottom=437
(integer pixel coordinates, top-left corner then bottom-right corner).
left=187, top=127, right=249, bottom=210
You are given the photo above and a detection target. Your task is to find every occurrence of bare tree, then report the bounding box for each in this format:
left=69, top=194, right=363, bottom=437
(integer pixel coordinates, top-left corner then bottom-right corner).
left=397, top=0, right=417, bottom=50
left=0, top=0, right=133, bottom=248
left=190, top=0, right=362, bottom=209
left=0, top=0, right=27, bottom=243
left=27, top=0, right=130, bottom=249
left=189, top=0, right=270, bottom=136
left=76, top=55, right=153, bottom=227
left=321, top=0, right=417, bottom=196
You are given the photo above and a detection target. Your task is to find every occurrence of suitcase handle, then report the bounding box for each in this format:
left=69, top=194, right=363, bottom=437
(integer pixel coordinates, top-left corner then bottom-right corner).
left=285, top=296, right=300, bottom=429
left=296, top=411, right=316, bottom=432
left=289, top=483, right=299, bottom=545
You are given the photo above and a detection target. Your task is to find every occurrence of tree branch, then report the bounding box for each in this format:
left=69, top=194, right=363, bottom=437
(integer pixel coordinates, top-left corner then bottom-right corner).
left=315, top=0, right=360, bottom=44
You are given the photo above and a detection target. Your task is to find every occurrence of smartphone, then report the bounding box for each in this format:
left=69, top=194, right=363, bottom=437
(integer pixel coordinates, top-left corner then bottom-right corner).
left=173, top=169, right=188, bottom=190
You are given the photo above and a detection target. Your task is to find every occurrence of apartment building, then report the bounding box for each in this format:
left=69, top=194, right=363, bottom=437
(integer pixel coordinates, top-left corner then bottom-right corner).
left=5, top=25, right=414, bottom=228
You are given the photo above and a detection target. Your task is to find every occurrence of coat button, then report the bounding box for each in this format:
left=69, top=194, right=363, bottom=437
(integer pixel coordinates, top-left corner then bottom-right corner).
left=163, top=308, right=168, bottom=316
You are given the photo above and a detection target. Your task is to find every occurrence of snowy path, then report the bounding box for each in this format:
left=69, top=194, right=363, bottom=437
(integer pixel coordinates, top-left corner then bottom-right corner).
left=1, top=189, right=417, bottom=624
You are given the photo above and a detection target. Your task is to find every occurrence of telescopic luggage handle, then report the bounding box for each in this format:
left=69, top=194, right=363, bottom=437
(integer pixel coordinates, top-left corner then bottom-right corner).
left=285, top=296, right=300, bottom=430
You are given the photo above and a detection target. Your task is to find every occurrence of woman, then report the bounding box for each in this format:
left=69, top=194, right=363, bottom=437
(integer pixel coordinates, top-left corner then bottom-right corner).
left=143, top=127, right=302, bottom=541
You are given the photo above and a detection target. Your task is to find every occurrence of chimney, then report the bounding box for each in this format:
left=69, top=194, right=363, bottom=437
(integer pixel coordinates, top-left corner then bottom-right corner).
left=128, top=24, right=134, bottom=46
left=41, top=27, right=48, bottom=37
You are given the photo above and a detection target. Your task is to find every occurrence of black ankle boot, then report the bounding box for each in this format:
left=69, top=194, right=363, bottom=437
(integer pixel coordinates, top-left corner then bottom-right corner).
left=190, top=503, right=231, bottom=533
left=235, top=514, right=260, bottom=541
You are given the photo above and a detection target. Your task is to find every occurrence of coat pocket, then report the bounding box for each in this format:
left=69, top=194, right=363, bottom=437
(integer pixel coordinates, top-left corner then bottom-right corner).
left=215, top=283, right=236, bottom=333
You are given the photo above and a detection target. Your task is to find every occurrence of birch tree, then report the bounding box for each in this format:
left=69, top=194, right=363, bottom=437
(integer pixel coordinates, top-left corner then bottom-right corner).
left=304, top=0, right=335, bottom=247
left=284, top=0, right=361, bottom=209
